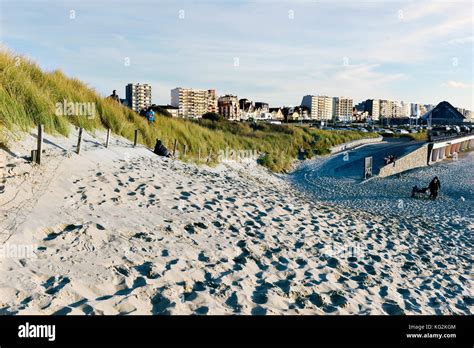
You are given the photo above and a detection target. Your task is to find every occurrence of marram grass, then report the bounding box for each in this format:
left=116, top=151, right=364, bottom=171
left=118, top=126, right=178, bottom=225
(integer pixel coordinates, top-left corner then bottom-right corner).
left=0, top=49, right=378, bottom=172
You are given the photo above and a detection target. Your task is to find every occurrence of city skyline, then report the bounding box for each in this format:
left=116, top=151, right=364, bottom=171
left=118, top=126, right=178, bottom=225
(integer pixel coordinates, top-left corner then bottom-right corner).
left=1, top=0, right=472, bottom=109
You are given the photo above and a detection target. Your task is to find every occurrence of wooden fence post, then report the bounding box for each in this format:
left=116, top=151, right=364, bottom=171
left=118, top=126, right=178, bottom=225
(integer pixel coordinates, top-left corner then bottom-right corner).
left=31, top=150, right=37, bottom=164
left=76, top=128, right=83, bottom=154
left=173, top=139, right=177, bottom=157
left=207, top=149, right=212, bottom=163
left=36, top=124, right=44, bottom=164
left=105, top=128, right=111, bottom=148
left=133, top=130, right=138, bottom=147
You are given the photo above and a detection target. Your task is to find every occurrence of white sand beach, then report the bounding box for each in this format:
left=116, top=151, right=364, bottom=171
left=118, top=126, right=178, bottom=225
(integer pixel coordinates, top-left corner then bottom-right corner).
left=0, top=129, right=472, bottom=315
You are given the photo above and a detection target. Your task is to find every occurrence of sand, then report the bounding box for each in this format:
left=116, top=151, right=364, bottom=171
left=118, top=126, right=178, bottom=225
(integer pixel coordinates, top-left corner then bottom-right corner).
left=0, top=128, right=472, bottom=315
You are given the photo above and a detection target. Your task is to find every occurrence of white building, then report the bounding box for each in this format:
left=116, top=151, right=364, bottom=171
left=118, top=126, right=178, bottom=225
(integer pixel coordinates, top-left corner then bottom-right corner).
left=379, top=100, right=393, bottom=118
left=400, top=101, right=410, bottom=117
left=171, top=88, right=217, bottom=118
left=333, top=97, right=353, bottom=121
left=158, top=105, right=179, bottom=118
left=410, top=103, right=420, bottom=118
left=125, top=83, right=152, bottom=112
left=301, top=95, right=334, bottom=121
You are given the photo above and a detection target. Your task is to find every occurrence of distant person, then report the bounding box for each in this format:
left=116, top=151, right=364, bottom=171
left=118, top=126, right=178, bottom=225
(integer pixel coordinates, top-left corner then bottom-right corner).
left=109, top=90, right=120, bottom=103
left=384, top=154, right=396, bottom=166
left=146, top=109, right=155, bottom=125
left=428, top=176, right=441, bottom=200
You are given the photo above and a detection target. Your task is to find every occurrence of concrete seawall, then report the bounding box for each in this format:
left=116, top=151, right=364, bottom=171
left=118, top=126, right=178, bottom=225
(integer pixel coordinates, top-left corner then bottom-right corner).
left=378, top=144, right=429, bottom=177
left=330, top=136, right=383, bottom=154
left=378, top=134, right=474, bottom=178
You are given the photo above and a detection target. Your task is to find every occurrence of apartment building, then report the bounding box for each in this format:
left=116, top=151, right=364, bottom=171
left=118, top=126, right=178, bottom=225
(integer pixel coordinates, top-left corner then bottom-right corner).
left=400, top=101, right=410, bottom=117
left=170, top=88, right=217, bottom=118
left=207, top=89, right=217, bottom=114
left=218, top=95, right=240, bottom=121
left=464, top=110, right=473, bottom=121
left=379, top=100, right=394, bottom=118
left=410, top=103, right=420, bottom=118
left=333, top=97, right=353, bottom=121
left=301, top=95, right=334, bottom=121
left=125, top=83, right=152, bottom=112
left=365, top=99, right=380, bottom=120
left=391, top=101, right=403, bottom=118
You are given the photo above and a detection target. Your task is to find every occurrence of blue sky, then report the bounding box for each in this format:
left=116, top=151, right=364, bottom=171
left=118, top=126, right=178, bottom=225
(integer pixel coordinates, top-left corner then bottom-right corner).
left=1, top=0, right=473, bottom=109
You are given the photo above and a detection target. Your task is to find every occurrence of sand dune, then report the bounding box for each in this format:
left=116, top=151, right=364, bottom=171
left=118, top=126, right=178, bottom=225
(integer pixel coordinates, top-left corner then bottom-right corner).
left=0, top=129, right=471, bottom=315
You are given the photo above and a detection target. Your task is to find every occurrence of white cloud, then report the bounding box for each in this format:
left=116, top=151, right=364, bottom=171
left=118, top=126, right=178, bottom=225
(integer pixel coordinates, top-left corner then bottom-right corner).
left=399, top=0, right=460, bottom=21
left=444, top=81, right=474, bottom=89
left=334, top=63, right=406, bottom=84
left=446, top=36, right=474, bottom=45
left=401, top=14, right=473, bottom=44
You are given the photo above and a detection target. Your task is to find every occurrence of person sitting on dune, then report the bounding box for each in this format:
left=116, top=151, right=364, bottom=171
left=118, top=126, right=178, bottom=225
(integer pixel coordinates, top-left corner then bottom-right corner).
left=153, top=139, right=171, bottom=157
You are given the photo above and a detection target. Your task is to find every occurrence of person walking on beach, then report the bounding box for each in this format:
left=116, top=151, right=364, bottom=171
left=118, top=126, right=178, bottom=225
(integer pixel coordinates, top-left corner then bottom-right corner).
left=428, top=176, right=441, bottom=200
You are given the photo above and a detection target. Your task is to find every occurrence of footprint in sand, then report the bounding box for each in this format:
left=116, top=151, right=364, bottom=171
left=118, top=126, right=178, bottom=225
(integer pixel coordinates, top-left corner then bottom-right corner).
left=151, top=290, right=175, bottom=314
left=43, top=275, right=70, bottom=295
left=397, top=288, right=411, bottom=299
left=252, top=282, right=272, bottom=305
left=198, top=251, right=210, bottom=263
left=330, top=291, right=348, bottom=308
left=225, top=292, right=242, bottom=313
left=132, top=232, right=152, bottom=242
left=44, top=224, right=83, bottom=242
left=382, top=300, right=405, bottom=315
left=379, top=285, right=388, bottom=298
left=251, top=306, right=267, bottom=315
left=135, top=261, right=159, bottom=279
left=194, top=306, right=209, bottom=315
left=327, top=257, right=339, bottom=268
left=114, top=277, right=147, bottom=296
left=52, top=307, right=72, bottom=315
left=295, top=258, right=307, bottom=268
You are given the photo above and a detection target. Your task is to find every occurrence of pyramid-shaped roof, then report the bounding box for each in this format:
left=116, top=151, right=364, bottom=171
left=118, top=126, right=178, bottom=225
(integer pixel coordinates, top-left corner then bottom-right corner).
left=421, top=101, right=465, bottom=123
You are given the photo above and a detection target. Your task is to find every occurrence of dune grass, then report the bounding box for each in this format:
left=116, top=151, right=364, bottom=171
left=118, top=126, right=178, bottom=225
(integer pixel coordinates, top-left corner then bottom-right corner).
left=0, top=49, right=378, bottom=172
